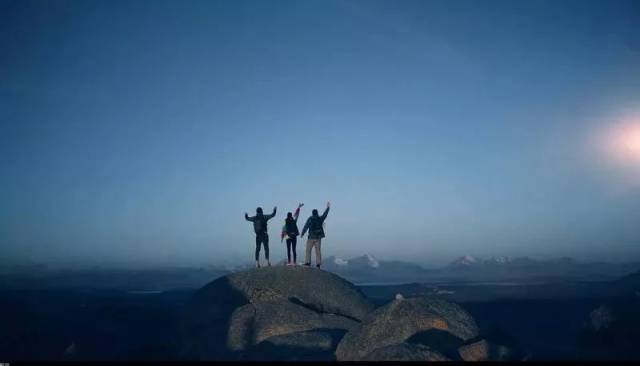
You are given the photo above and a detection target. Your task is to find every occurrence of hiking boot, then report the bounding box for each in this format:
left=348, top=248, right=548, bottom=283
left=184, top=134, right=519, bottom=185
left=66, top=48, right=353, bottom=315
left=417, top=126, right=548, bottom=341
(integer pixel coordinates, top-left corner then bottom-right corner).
left=256, top=262, right=261, bottom=268
left=316, top=264, right=321, bottom=269
left=267, top=261, right=271, bottom=267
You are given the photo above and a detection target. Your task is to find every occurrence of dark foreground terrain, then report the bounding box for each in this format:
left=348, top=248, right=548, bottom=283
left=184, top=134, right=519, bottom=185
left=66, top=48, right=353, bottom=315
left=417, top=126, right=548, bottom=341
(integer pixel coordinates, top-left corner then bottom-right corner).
left=0, top=268, right=639, bottom=361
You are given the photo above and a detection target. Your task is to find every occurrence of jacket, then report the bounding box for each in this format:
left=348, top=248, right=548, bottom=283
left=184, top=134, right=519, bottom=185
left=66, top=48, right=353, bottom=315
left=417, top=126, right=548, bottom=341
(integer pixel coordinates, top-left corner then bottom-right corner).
left=245, top=207, right=276, bottom=235
left=301, top=206, right=330, bottom=239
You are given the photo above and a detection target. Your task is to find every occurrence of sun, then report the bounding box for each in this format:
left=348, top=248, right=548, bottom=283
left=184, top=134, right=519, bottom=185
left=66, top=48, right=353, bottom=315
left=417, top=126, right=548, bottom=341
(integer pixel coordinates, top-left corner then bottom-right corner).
left=602, top=117, right=640, bottom=165
left=622, top=127, right=640, bottom=155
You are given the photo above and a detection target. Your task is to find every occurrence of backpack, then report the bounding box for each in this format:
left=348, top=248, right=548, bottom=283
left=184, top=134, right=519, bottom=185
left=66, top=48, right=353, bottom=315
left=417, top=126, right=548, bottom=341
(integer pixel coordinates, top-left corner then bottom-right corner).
left=309, top=216, right=323, bottom=236
left=285, top=218, right=299, bottom=236
left=254, top=216, right=265, bottom=234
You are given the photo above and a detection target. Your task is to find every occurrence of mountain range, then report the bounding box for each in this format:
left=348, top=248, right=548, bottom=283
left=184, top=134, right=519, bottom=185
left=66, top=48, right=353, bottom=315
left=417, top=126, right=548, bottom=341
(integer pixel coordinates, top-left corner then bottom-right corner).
left=322, top=254, right=640, bottom=285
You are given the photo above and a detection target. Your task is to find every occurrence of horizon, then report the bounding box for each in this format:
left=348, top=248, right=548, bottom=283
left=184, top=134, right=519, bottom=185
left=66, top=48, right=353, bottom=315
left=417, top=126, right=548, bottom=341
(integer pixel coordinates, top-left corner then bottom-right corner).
left=3, top=252, right=640, bottom=272
left=2, top=0, right=640, bottom=268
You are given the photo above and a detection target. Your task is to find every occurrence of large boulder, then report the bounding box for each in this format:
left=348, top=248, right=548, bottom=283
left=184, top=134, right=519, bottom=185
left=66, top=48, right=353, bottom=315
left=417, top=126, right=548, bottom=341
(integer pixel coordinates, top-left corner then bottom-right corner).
left=335, top=296, right=479, bottom=361
left=227, top=300, right=358, bottom=351
left=223, top=265, right=374, bottom=319
left=179, top=266, right=375, bottom=360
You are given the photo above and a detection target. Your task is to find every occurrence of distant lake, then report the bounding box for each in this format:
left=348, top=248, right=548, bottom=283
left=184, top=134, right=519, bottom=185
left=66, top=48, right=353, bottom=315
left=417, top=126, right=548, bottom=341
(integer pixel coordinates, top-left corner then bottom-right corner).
left=127, top=290, right=164, bottom=294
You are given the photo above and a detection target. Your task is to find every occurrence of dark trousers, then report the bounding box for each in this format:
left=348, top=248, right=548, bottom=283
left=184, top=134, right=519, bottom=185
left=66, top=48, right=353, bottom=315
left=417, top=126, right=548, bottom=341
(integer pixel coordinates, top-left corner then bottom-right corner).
left=255, top=233, right=269, bottom=261
left=286, top=237, right=297, bottom=263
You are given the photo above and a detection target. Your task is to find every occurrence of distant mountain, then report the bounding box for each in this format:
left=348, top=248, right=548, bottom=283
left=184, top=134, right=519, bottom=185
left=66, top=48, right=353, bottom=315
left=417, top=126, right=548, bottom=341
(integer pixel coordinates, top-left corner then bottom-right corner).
left=323, top=254, right=430, bottom=284
left=448, top=255, right=480, bottom=268
left=448, top=255, right=539, bottom=269
left=322, top=254, right=640, bottom=285
left=333, top=254, right=380, bottom=269
left=483, top=256, right=513, bottom=265
left=440, top=255, right=640, bottom=283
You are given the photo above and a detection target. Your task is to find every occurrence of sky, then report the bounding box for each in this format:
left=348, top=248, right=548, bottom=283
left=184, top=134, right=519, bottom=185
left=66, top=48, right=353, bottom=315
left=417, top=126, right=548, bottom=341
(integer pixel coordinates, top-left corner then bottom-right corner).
left=1, top=0, right=640, bottom=268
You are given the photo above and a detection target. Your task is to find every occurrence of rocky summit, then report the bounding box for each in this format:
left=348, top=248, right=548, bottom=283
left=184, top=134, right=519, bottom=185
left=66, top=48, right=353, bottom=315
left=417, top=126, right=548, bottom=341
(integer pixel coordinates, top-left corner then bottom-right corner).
left=179, top=266, right=511, bottom=361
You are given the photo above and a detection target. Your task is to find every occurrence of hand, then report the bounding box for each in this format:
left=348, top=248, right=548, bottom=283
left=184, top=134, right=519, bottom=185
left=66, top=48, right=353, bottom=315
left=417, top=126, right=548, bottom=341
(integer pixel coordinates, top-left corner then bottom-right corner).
left=298, top=203, right=304, bottom=208
left=327, top=201, right=330, bottom=208
left=245, top=212, right=248, bottom=216
left=274, top=206, right=277, bottom=211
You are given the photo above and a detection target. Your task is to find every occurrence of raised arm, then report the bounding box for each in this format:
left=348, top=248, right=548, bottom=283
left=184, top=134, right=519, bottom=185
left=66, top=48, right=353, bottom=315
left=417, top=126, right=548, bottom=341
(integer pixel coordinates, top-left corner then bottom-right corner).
left=293, top=203, right=303, bottom=221
left=301, top=217, right=311, bottom=237
left=245, top=213, right=255, bottom=222
left=320, top=202, right=330, bottom=221
left=265, top=206, right=277, bottom=220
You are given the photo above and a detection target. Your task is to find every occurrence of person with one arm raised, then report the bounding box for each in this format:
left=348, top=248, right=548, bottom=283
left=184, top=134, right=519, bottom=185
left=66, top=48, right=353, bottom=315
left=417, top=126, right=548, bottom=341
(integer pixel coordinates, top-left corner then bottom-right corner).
left=281, top=203, right=304, bottom=266
left=245, top=206, right=277, bottom=268
left=300, top=202, right=330, bottom=269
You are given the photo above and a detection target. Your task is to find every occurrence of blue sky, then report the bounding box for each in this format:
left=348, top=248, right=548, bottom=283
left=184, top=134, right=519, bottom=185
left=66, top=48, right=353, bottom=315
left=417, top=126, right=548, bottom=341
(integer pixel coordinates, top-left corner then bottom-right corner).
left=1, top=0, right=639, bottom=267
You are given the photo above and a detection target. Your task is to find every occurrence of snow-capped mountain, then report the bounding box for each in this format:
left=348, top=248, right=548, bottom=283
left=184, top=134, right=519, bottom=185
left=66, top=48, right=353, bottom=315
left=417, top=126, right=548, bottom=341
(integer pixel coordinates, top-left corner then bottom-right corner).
left=448, top=255, right=479, bottom=268
left=320, top=254, right=640, bottom=285
left=323, top=254, right=429, bottom=284
left=333, top=257, right=349, bottom=266
left=366, top=254, right=380, bottom=268
left=449, top=255, right=536, bottom=268
left=484, top=256, right=513, bottom=265
left=343, top=254, right=381, bottom=270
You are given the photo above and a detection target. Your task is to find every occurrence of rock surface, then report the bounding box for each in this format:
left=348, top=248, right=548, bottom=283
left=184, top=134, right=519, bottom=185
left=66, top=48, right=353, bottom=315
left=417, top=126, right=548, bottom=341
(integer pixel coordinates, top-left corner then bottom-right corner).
left=335, top=297, right=479, bottom=361
left=227, top=299, right=358, bottom=351
left=224, top=265, right=374, bottom=319
left=180, top=265, right=490, bottom=361
left=180, top=265, right=374, bottom=360
left=458, top=339, right=512, bottom=361
left=362, top=343, right=450, bottom=361
left=261, top=329, right=339, bottom=351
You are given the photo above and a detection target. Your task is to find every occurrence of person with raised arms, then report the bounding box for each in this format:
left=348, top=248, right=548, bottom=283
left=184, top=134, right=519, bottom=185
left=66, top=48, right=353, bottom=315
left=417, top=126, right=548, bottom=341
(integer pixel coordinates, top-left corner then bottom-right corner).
left=245, top=206, right=277, bottom=268
left=300, top=202, right=330, bottom=269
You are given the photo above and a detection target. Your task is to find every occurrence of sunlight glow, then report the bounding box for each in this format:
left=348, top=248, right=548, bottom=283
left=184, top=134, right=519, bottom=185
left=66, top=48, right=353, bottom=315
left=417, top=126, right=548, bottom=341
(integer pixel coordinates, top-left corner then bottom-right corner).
left=601, top=116, right=640, bottom=166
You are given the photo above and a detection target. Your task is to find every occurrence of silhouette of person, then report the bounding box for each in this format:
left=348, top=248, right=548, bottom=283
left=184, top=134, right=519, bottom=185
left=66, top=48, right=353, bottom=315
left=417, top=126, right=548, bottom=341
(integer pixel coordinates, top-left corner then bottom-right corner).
left=281, top=203, right=303, bottom=265
left=245, top=206, right=277, bottom=268
left=301, top=202, right=330, bottom=269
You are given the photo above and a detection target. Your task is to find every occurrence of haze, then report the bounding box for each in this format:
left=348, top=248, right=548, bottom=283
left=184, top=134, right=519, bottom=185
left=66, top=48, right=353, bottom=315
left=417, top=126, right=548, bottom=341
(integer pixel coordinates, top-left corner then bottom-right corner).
left=1, top=0, right=640, bottom=268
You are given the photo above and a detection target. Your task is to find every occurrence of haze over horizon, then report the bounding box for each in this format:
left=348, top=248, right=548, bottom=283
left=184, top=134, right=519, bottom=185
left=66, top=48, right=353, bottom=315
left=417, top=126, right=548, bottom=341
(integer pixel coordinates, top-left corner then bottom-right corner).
left=2, top=0, right=640, bottom=269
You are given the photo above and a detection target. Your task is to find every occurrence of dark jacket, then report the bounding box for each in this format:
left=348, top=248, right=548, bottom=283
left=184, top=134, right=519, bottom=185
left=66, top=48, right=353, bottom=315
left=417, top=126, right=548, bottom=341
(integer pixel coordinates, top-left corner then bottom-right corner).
left=301, top=206, right=330, bottom=239
left=285, top=217, right=300, bottom=237
left=245, top=208, right=276, bottom=235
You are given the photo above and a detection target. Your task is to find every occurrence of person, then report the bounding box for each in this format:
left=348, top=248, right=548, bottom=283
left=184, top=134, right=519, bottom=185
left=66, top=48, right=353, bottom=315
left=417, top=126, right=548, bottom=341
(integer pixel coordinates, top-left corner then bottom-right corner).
left=281, top=203, right=304, bottom=265
left=245, top=206, right=277, bottom=268
left=300, top=202, right=330, bottom=268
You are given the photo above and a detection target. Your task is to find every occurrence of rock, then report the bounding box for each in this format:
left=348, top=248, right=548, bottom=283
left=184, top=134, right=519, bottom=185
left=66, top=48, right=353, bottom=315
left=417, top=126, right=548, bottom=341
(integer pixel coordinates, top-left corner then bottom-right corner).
left=227, top=299, right=358, bottom=351
left=223, top=265, right=374, bottom=319
left=458, top=339, right=513, bottom=361
left=180, top=266, right=375, bottom=360
left=335, top=297, right=479, bottom=361
left=362, top=343, right=450, bottom=361
left=226, top=304, right=255, bottom=352
left=395, top=293, right=404, bottom=300
left=262, top=329, right=339, bottom=351
left=246, top=329, right=348, bottom=361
